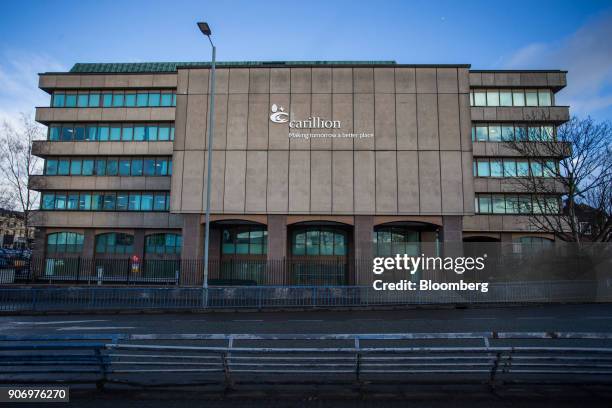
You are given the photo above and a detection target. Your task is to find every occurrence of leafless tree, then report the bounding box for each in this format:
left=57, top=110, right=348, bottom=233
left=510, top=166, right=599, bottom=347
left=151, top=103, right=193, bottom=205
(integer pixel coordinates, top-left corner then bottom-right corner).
left=503, top=116, right=612, bottom=242
left=0, top=114, right=44, bottom=247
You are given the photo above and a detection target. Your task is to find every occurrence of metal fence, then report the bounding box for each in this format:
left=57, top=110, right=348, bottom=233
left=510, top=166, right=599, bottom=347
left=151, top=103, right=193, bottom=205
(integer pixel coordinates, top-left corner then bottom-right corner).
left=1, top=279, right=610, bottom=312
left=1, top=332, right=611, bottom=389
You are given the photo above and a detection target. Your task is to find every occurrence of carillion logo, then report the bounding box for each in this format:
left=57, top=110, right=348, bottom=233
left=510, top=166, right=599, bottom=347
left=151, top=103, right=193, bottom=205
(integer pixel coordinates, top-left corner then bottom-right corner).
left=270, top=104, right=341, bottom=129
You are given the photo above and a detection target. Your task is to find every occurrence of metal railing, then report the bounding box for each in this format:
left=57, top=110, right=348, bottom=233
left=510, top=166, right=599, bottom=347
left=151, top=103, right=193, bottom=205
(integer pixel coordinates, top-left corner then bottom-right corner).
left=1, top=332, right=611, bottom=389
left=1, top=278, right=611, bottom=312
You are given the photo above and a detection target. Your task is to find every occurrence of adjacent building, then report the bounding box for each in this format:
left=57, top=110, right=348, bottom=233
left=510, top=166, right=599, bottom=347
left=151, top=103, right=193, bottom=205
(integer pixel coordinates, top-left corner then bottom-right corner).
left=30, top=61, right=569, bottom=284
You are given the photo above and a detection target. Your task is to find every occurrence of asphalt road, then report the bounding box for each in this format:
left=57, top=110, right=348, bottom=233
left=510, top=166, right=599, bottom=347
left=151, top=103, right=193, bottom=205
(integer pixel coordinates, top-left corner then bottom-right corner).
left=2, top=303, right=612, bottom=335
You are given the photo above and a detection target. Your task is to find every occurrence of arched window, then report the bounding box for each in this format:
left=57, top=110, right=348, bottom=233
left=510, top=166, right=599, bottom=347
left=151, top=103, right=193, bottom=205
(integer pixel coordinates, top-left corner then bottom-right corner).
left=95, top=233, right=134, bottom=254
left=292, top=227, right=347, bottom=256
left=47, top=232, right=84, bottom=254
left=516, top=236, right=553, bottom=246
left=222, top=227, right=267, bottom=255
left=373, top=227, right=420, bottom=256
left=145, top=233, right=182, bottom=255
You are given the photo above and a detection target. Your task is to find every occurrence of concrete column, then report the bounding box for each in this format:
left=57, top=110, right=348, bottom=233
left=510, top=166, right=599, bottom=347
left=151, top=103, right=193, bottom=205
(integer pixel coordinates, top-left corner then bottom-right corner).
left=354, top=215, right=374, bottom=285
left=181, top=214, right=203, bottom=260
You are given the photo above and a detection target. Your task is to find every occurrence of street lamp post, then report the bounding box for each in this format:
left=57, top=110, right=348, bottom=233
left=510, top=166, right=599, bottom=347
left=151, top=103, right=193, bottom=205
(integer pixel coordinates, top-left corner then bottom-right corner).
left=198, top=22, right=216, bottom=301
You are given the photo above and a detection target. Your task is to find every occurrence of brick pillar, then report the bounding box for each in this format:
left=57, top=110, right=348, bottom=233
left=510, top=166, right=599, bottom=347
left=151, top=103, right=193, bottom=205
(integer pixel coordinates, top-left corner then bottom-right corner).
left=133, top=229, right=145, bottom=260
left=442, top=216, right=463, bottom=258
left=82, top=229, right=96, bottom=259
left=181, top=214, right=203, bottom=260
left=31, top=227, right=46, bottom=260
left=354, top=215, right=374, bottom=285
left=267, top=215, right=287, bottom=284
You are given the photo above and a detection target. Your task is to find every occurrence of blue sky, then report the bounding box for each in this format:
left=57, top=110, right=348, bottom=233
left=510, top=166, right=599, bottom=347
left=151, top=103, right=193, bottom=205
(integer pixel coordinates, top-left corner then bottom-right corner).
left=1, top=0, right=611, bottom=124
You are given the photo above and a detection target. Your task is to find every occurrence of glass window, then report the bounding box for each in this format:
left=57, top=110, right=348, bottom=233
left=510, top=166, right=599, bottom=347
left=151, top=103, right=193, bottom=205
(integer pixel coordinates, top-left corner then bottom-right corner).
left=47, top=232, right=83, bottom=254
left=503, top=160, right=517, bottom=177
left=79, top=193, right=91, bottom=210
left=95, top=233, right=134, bottom=254
left=110, top=125, right=122, bottom=141
left=55, top=193, right=66, bottom=210
left=490, top=159, right=503, bottom=177
left=106, top=158, right=118, bottom=176
left=136, top=93, right=148, bottom=107
left=148, top=93, right=161, bottom=106
left=161, top=93, right=173, bottom=107
left=475, top=126, right=488, bottom=141
left=65, top=94, right=77, bottom=107
left=77, top=94, right=89, bottom=107
left=158, top=126, right=170, bottom=141
left=477, top=160, right=490, bottom=177
left=488, top=125, right=501, bottom=142
left=146, top=125, right=158, bottom=141
left=92, top=193, right=104, bottom=210
left=134, top=126, right=146, bottom=141
left=103, top=193, right=116, bottom=210
left=470, top=91, right=474, bottom=106
left=155, top=158, right=167, bottom=176
left=112, top=92, right=124, bottom=107
left=512, top=90, right=525, bottom=106
left=517, top=160, right=529, bottom=177
left=95, top=159, right=106, bottom=176
left=546, top=197, right=560, bottom=213
left=474, top=91, right=486, bottom=106
left=541, top=126, right=554, bottom=141
left=154, top=193, right=166, bottom=211
left=518, top=195, right=532, bottom=213
left=61, top=125, right=74, bottom=141
left=70, top=159, right=82, bottom=175
left=525, top=90, right=538, bottom=106
left=122, top=125, right=133, bottom=141
left=67, top=193, right=79, bottom=210
left=486, top=90, right=499, bottom=106
left=119, top=159, right=131, bottom=176
left=98, top=125, right=110, bottom=141
left=58, top=159, right=70, bottom=175
left=492, top=195, right=505, bottom=213
left=499, top=91, right=512, bottom=106
left=515, top=126, right=527, bottom=141
left=86, top=125, right=97, bottom=141
left=170, top=127, right=175, bottom=140
left=49, top=126, right=61, bottom=141
left=501, top=125, right=514, bottom=141
left=89, top=93, right=100, bottom=107
left=478, top=195, right=491, bottom=213
left=141, top=193, right=153, bottom=211
left=52, top=93, right=65, bottom=107
left=116, top=193, right=129, bottom=211
left=505, top=195, right=519, bottom=214
left=530, top=161, right=543, bottom=177
left=544, top=160, right=556, bottom=177
left=145, top=233, right=182, bottom=255
left=102, top=93, right=113, bottom=107
left=538, top=90, right=551, bottom=106
left=131, top=159, right=143, bottom=176
left=528, top=126, right=541, bottom=141
left=128, top=193, right=141, bottom=211
left=144, top=158, right=156, bottom=176
left=45, top=159, right=58, bottom=175
left=42, top=193, right=55, bottom=210
left=74, top=126, right=85, bottom=141
left=125, top=93, right=136, bottom=107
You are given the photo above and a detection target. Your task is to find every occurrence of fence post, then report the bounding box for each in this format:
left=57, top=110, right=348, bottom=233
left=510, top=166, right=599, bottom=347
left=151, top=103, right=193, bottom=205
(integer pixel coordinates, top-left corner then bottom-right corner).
left=355, top=337, right=362, bottom=388
left=95, top=348, right=107, bottom=391
left=222, top=336, right=234, bottom=391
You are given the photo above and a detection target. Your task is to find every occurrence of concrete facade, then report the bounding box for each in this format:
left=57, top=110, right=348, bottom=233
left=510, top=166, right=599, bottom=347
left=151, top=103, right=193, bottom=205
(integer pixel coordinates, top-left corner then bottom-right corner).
left=30, top=62, right=570, bottom=274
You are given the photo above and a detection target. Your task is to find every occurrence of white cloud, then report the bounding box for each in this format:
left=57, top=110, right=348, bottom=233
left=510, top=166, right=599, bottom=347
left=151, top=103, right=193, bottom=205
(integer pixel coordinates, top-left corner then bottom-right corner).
left=0, top=51, right=66, bottom=128
left=502, top=12, right=612, bottom=119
